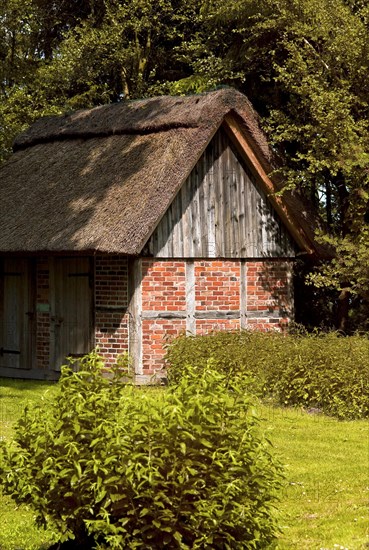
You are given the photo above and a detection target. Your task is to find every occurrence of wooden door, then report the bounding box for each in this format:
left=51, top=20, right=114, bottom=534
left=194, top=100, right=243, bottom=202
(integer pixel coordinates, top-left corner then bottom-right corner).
left=51, top=257, right=93, bottom=370
left=0, top=258, right=34, bottom=371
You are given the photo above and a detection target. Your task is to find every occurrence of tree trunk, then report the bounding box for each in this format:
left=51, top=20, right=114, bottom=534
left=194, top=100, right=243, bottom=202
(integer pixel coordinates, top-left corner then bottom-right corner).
left=336, top=288, right=350, bottom=332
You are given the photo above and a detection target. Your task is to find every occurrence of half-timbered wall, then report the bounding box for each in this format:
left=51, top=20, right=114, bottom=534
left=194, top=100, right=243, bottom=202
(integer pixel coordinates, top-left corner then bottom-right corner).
left=0, top=254, right=293, bottom=380
left=146, top=128, right=296, bottom=259
left=128, top=257, right=293, bottom=379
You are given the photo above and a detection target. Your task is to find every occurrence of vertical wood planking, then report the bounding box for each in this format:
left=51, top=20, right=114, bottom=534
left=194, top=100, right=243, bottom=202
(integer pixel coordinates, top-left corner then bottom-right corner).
left=197, top=154, right=206, bottom=256
left=207, top=135, right=216, bottom=257
left=181, top=181, right=193, bottom=257
left=4, top=259, right=21, bottom=369
left=237, top=150, right=246, bottom=256
left=222, top=133, right=231, bottom=257
left=158, top=209, right=166, bottom=256
left=0, top=258, right=32, bottom=370
left=52, top=257, right=93, bottom=370
left=244, top=170, right=254, bottom=256
left=166, top=204, right=174, bottom=257
left=147, top=128, right=296, bottom=259
left=260, top=188, right=268, bottom=254
left=191, top=167, right=202, bottom=255
left=229, top=137, right=239, bottom=257
left=28, top=259, right=37, bottom=370
left=178, top=189, right=185, bottom=256
left=171, top=191, right=183, bottom=257
left=215, top=132, right=224, bottom=256
left=202, top=139, right=208, bottom=254
left=214, top=133, right=223, bottom=256
left=222, top=132, right=232, bottom=256
left=49, top=257, right=56, bottom=368
left=256, top=185, right=264, bottom=255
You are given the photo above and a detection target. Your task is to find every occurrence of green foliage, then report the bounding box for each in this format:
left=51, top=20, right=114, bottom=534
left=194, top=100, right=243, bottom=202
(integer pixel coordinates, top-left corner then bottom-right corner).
left=166, top=330, right=282, bottom=391
left=3, top=0, right=369, bottom=317
left=165, top=331, right=369, bottom=419
left=0, top=0, right=205, bottom=166
left=0, top=351, right=282, bottom=549
left=308, top=231, right=369, bottom=325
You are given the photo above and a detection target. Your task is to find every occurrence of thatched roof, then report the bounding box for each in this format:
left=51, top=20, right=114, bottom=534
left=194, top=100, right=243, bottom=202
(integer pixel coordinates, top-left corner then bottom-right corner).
left=0, top=88, right=324, bottom=255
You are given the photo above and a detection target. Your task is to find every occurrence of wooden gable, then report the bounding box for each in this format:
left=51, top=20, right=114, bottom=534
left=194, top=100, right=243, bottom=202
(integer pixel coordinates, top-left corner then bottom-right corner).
left=145, top=127, right=297, bottom=259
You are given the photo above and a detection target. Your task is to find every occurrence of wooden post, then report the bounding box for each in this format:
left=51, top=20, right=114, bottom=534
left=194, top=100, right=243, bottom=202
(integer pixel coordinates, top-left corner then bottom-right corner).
left=128, top=258, right=143, bottom=375
left=240, top=260, right=247, bottom=329
left=186, top=260, right=196, bottom=335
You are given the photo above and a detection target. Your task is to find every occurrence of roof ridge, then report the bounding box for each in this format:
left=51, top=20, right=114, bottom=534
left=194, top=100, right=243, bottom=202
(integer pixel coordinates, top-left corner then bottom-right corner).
left=13, top=89, right=245, bottom=151
left=13, top=122, right=200, bottom=152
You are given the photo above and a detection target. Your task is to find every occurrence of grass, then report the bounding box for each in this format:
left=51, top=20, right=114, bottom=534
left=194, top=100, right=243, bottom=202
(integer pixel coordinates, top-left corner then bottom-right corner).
left=0, top=379, right=368, bottom=550
left=0, top=378, right=57, bottom=550
left=260, top=403, right=369, bottom=549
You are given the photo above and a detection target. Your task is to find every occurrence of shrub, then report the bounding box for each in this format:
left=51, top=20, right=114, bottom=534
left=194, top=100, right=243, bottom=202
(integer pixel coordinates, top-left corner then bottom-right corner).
left=270, top=332, right=369, bottom=419
left=165, top=331, right=285, bottom=392
left=0, top=352, right=283, bottom=549
left=165, top=331, right=369, bottom=419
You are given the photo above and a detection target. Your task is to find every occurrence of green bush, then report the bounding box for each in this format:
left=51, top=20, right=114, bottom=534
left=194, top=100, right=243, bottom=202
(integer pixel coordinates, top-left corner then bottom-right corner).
left=0, top=352, right=283, bottom=549
left=165, top=331, right=285, bottom=392
left=165, top=331, right=369, bottom=419
left=270, top=332, right=369, bottom=419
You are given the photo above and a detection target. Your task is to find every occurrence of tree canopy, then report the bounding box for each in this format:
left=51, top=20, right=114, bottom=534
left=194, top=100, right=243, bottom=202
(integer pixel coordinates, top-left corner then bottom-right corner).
left=2, top=0, right=369, bottom=329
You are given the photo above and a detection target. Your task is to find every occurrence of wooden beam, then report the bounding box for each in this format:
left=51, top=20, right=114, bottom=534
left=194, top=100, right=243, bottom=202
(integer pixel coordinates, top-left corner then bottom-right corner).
left=128, top=258, right=142, bottom=375
left=240, top=260, right=247, bottom=329
left=186, top=260, right=196, bottom=335
left=223, top=116, right=315, bottom=255
left=195, top=310, right=240, bottom=320
left=142, top=311, right=186, bottom=320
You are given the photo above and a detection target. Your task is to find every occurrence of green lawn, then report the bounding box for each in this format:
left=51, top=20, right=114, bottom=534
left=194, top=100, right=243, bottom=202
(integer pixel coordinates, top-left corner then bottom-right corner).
left=260, top=404, right=369, bottom=549
left=0, top=378, right=57, bottom=550
left=0, top=379, right=368, bottom=550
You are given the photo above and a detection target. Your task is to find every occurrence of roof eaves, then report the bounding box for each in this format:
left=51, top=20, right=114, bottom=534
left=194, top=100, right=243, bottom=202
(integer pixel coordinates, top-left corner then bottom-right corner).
left=223, top=114, right=316, bottom=256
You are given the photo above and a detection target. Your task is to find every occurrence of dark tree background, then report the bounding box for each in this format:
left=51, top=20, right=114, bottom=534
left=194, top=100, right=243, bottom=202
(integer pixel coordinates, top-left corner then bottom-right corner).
left=2, top=0, right=369, bottom=330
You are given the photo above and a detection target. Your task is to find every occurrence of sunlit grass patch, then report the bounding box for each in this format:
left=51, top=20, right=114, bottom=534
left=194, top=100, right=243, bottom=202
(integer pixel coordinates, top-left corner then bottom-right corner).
left=0, top=495, right=56, bottom=550
left=0, top=378, right=56, bottom=441
left=259, top=404, right=369, bottom=549
left=0, top=378, right=57, bottom=550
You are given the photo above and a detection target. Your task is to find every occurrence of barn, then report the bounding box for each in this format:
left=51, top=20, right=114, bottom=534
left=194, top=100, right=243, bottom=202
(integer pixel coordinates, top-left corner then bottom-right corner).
left=0, top=88, right=321, bottom=381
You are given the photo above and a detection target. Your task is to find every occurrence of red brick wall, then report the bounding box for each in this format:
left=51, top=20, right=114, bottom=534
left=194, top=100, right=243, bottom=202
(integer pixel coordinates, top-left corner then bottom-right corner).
left=245, top=261, right=292, bottom=329
left=95, top=255, right=129, bottom=366
left=142, top=319, right=186, bottom=374
left=31, top=256, right=292, bottom=379
left=137, top=258, right=293, bottom=377
left=195, top=261, right=240, bottom=311
left=141, top=259, right=186, bottom=311
left=141, top=260, right=186, bottom=373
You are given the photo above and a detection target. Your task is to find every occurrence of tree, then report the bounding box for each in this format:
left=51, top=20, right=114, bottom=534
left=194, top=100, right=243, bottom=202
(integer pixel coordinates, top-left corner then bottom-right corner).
left=2, top=0, right=369, bottom=328
left=0, top=0, right=201, bottom=163
left=175, top=0, right=369, bottom=329
left=0, top=0, right=105, bottom=163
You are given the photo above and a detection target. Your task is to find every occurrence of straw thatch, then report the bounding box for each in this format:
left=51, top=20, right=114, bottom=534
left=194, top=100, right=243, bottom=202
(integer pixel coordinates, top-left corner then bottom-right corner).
left=0, top=88, right=323, bottom=255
